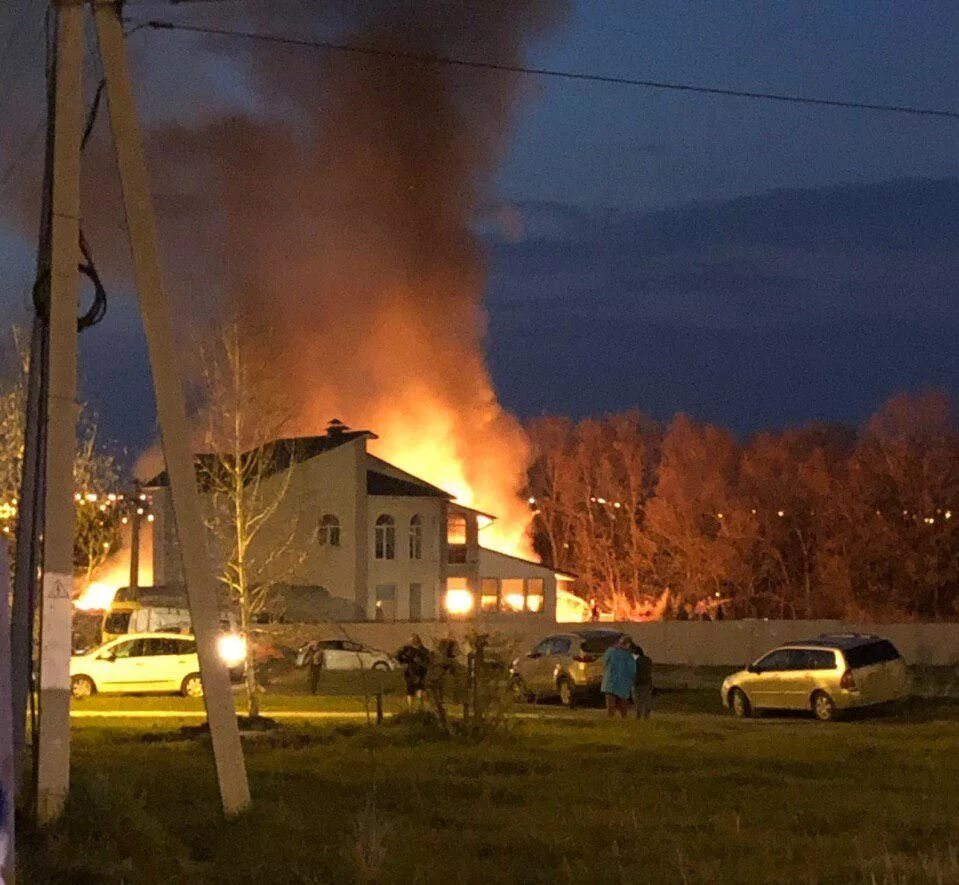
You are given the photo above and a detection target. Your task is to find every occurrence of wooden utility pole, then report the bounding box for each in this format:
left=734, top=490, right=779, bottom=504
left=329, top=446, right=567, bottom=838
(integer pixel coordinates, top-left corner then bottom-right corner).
left=35, top=0, right=84, bottom=824
left=91, top=0, right=250, bottom=814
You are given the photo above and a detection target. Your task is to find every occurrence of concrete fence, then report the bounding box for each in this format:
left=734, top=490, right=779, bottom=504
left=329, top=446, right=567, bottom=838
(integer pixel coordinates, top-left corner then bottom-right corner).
left=265, top=618, right=959, bottom=667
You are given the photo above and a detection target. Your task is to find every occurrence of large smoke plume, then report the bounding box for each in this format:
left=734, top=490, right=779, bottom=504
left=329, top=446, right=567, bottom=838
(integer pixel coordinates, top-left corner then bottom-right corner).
left=4, top=1, right=568, bottom=554
left=157, top=1, right=566, bottom=552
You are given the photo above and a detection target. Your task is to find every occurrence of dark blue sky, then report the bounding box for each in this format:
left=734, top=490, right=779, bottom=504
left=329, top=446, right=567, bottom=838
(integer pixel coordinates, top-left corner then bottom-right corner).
left=1, top=1, right=957, bottom=454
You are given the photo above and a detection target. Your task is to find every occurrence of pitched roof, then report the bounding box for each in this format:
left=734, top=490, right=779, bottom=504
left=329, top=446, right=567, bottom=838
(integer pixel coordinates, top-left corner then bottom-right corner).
left=366, top=470, right=452, bottom=498
left=365, top=455, right=455, bottom=498
left=144, top=430, right=376, bottom=489
left=478, top=546, right=578, bottom=579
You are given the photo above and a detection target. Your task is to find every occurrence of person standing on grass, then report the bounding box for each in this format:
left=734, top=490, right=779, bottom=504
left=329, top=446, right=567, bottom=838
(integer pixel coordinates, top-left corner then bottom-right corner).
left=631, top=641, right=653, bottom=719
left=396, top=634, right=430, bottom=712
left=601, top=635, right=636, bottom=718
left=309, top=642, right=325, bottom=695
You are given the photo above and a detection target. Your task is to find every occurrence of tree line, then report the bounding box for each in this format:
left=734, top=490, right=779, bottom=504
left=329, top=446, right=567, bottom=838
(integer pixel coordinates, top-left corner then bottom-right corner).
left=526, top=391, right=958, bottom=622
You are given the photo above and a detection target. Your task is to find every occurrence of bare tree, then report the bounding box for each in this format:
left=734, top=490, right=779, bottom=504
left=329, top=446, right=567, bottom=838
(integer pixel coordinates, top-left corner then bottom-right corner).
left=0, top=330, right=121, bottom=581
left=195, top=322, right=301, bottom=718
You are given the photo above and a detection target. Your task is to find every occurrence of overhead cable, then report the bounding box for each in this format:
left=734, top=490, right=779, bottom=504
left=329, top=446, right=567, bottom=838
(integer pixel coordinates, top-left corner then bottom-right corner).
left=134, top=19, right=959, bottom=121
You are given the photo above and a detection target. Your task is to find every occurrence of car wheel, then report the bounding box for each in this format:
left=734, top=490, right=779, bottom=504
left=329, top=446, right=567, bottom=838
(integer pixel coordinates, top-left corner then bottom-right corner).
left=812, top=691, right=837, bottom=722
left=372, top=661, right=390, bottom=672
left=71, top=675, right=95, bottom=700
left=557, top=677, right=575, bottom=708
left=181, top=673, right=204, bottom=698
left=729, top=688, right=752, bottom=718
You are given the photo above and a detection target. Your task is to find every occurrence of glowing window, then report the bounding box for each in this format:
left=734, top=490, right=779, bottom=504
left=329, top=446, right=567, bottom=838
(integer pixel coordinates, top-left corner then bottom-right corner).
left=480, top=578, right=499, bottom=613
left=501, top=578, right=525, bottom=613
left=409, top=514, right=423, bottom=560
left=374, top=514, right=396, bottom=560
left=526, top=578, right=545, bottom=613
left=447, top=513, right=467, bottom=545
left=318, top=513, right=340, bottom=547
left=444, top=577, right=473, bottom=616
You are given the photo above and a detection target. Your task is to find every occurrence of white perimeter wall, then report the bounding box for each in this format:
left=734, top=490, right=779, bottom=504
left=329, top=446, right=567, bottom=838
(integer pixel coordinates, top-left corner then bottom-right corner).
left=267, top=619, right=959, bottom=667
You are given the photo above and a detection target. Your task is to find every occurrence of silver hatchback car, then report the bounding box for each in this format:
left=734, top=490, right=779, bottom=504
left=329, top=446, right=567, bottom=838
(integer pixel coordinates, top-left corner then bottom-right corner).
left=721, top=634, right=908, bottom=721
left=510, top=629, right=627, bottom=706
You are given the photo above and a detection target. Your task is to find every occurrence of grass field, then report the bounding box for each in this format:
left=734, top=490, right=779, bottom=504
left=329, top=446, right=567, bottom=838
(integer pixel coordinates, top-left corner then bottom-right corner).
left=19, top=674, right=959, bottom=885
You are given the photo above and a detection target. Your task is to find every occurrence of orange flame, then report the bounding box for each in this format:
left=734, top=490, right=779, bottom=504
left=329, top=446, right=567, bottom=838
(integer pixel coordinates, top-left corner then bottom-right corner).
left=74, top=521, right=153, bottom=611
left=364, top=383, right=535, bottom=559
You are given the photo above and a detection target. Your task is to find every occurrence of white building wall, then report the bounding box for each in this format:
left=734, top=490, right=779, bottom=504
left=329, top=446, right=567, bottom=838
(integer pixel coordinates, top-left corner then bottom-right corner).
left=367, top=494, right=444, bottom=621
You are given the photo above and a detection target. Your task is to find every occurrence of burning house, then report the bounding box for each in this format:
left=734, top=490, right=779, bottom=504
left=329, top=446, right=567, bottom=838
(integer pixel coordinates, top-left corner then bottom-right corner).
left=146, top=421, right=575, bottom=624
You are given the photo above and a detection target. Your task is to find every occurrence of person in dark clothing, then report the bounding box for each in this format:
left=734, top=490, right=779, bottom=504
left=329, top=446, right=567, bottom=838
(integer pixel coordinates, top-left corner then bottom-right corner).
left=631, top=641, right=653, bottom=719
left=308, top=643, right=325, bottom=695
left=396, top=634, right=431, bottom=711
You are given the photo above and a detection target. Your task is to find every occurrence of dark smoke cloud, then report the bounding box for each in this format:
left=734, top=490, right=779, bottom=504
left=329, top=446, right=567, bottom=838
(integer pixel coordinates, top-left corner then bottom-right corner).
left=3, top=1, right=569, bottom=549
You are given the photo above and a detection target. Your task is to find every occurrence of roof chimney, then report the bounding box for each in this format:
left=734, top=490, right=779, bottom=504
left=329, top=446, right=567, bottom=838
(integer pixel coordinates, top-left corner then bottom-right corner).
left=326, top=418, right=348, bottom=438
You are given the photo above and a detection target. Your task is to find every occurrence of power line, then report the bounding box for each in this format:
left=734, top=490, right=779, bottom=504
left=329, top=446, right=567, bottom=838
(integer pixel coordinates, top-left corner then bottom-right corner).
left=133, top=18, right=959, bottom=121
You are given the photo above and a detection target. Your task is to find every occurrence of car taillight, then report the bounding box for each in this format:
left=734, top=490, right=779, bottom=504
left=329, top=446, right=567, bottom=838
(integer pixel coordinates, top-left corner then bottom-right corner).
left=573, top=654, right=597, bottom=664
left=840, top=669, right=856, bottom=690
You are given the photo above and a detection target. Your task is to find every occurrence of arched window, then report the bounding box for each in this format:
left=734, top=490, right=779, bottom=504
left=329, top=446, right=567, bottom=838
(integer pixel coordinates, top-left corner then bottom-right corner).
left=318, top=514, right=340, bottom=547
left=374, top=514, right=395, bottom=560
left=409, top=514, right=423, bottom=560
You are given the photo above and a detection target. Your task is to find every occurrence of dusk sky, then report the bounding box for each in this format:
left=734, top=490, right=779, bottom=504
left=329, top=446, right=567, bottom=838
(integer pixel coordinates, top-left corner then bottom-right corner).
left=1, top=1, right=957, bottom=454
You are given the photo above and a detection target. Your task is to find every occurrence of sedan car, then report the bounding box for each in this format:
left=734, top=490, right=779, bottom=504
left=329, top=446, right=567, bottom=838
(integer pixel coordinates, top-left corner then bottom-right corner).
left=295, top=639, right=396, bottom=671
left=510, top=629, right=628, bottom=706
left=721, top=634, right=908, bottom=721
left=70, top=632, right=204, bottom=699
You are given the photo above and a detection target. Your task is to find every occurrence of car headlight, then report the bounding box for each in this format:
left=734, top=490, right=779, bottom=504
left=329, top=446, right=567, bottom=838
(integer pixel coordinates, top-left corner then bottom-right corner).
left=217, top=633, right=247, bottom=668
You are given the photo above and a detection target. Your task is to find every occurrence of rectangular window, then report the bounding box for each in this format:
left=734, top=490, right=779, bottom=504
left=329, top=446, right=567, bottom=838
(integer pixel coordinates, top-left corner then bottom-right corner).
left=501, top=578, right=525, bottom=613
left=409, top=583, right=422, bottom=621
left=805, top=649, right=837, bottom=671
left=526, top=578, right=545, bottom=613
left=447, top=546, right=467, bottom=564
left=480, top=578, right=499, bottom=613
left=444, top=577, right=474, bottom=616
left=447, top=514, right=467, bottom=545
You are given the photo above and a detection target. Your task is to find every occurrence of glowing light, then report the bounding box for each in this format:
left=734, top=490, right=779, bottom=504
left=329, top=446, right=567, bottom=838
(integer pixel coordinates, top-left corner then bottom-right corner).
left=504, top=592, right=525, bottom=612
left=217, top=633, right=247, bottom=668
left=946, top=511, right=952, bottom=520
left=74, top=581, right=117, bottom=611
left=526, top=594, right=544, bottom=613
left=85, top=493, right=98, bottom=503
left=74, top=520, right=153, bottom=610
left=716, top=512, right=724, bottom=520
left=147, top=514, right=155, bottom=523
left=444, top=589, right=474, bottom=615
left=777, top=510, right=785, bottom=518
left=527, top=497, right=536, bottom=505
left=368, top=390, right=534, bottom=558
left=556, top=587, right=590, bottom=623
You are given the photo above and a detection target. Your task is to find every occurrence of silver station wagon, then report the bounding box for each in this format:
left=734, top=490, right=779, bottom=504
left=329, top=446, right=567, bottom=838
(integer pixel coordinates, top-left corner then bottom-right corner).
left=721, top=634, right=909, bottom=721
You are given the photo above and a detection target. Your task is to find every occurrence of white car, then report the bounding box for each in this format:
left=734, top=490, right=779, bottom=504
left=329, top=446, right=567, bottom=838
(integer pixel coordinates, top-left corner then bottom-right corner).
left=70, top=632, right=204, bottom=699
left=296, top=639, right=396, bottom=672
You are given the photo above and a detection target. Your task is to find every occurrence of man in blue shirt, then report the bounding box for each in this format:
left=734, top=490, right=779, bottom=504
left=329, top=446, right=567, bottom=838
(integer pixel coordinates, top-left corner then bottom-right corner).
left=602, top=635, right=637, bottom=718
